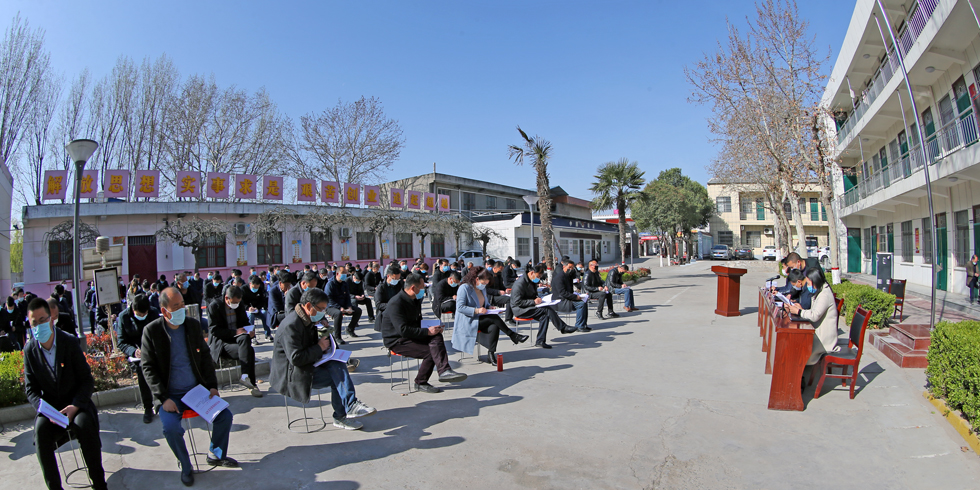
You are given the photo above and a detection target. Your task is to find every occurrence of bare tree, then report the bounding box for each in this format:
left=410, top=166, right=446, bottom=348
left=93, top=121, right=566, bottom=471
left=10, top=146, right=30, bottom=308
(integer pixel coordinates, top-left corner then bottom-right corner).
left=441, top=213, right=474, bottom=256
left=155, top=217, right=229, bottom=273
left=18, top=70, right=62, bottom=205
left=405, top=212, right=440, bottom=260
left=472, top=226, right=506, bottom=259
left=51, top=70, right=90, bottom=180
left=251, top=205, right=294, bottom=264
left=0, top=14, right=53, bottom=174
left=363, top=209, right=399, bottom=260
left=118, top=54, right=178, bottom=179
left=296, top=207, right=339, bottom=262
left=295, top=96, right=404, bottom=197
left=44, top=219, right=99, bottom=248
left=508, top=126, right=555, bottom=269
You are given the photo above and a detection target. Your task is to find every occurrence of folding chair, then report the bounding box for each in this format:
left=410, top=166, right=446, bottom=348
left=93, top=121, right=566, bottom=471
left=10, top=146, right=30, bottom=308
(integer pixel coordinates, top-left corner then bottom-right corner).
left=810, top=305, right=873, bottom=399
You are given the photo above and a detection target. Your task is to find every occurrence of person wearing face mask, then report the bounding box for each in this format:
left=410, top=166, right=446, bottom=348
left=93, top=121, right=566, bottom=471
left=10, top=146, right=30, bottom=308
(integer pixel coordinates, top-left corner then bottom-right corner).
left=584, top=259, right=617, bottom=320
left=773, top=268, right=807, bottom=302
left=286, top=272, right=318, bottom=313
left=115, top=294, right=161, bottom=423
left=46, top=297, right=78, bottom=338
left=243, top=275, right=271, bottom=344
left=147, top=283, right=161, bottom=311
left=24, top=298, right=109, bottom=490
left=382, top=273, right=467, bottom=393
left=0, top=296, right=21, bottom=351
left=315, top=269, right=330, bottom=290
left=487, top=260, right=516, bottom=325
left=373, top=265, right=404, bottom=333
left=204, top=273, right=225, bottom=305
left=786, top=268, right=840, bottom=367
left=430, top=259, right=448, bottom=285
left=510, top=264, right=574, bottom=349
left=452, top=267, right=529, bottom=365
left=84, top=281, right=98, bottom=335
left=364, top=263, right=382, bottom=296
left=142, top=288, right=237, bottom=486
left=269, top=271, right=293, bottom=330
left=326, top=269, right=362, bottom=342
left=347, top=271, right=375, bottom=322
left=271, top=288, right=377, bottom=431
left=551, top=258, right=591, bottom=332
left=206, top=285, right=261, bottom=397
left=431, top=271, right=461, bottom=318
left=504, top=259, right=520, bottom=288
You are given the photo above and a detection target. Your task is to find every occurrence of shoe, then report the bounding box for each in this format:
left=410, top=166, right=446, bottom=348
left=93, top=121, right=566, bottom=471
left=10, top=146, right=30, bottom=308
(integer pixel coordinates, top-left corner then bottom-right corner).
left=535, top=341, right=552, bottom=349
left=346, top=358, right=360, bottom=373
left=336, top=336, right=347, bottom=345
left=206, top=456, right=240, bottom=468
left=415, top=382, right=442, bottom=394
left=438, top=369, right=468, bottom=383
left=486, top=351, right=497, bottom=366
left=347, top=400, right=377, bottom=419
left=268, top=334, right=275, bottom=344
left=510, top=333, right=529, bottom=345
left=142, top=411, right=154, bottom=424
left=595, top=311, right=605, bottom=320
left=608, top=311, right=620, bottom=318
left=180, top=471, right=194, bottom=487
left=333, top=417, right=363, bottom=430
left=577, top=326, right=592, bottom=332
left=240, top=377, right=263, bottom=398
left=561, top=326, right=577, bottom=334
left=347, top=330, right=358, bottom=338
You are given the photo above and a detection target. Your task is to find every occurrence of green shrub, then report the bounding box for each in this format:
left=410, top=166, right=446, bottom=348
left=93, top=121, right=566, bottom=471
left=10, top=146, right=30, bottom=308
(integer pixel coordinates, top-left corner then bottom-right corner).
left=829, top=282, right=894, bottom=329
left=0, top=351, right=27, bottom=409
left=927, top=321, right=980, bottom=432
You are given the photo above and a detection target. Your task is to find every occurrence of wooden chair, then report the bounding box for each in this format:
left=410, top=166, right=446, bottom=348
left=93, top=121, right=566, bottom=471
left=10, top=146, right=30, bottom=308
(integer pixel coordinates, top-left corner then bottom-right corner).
left=812, top=305, right=873, bottom=399
left=888, top=279, right=906, bottom=320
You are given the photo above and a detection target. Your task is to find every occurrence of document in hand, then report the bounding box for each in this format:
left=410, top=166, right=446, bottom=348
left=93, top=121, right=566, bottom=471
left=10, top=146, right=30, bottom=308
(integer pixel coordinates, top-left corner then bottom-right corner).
left=128, top=356, right=141, bottom=363
left=243, top=324, right=254, bottom=333
left=180, top=385, right=229, bottom=424
left=541, top=294, right=553, bottom=302
left=421, top=319, right=441, bottom=329
left=38, top=399, right=69, bottom=428
left=482, top=308, right=505, bottom=315
left=537, top=300, right=560, bottom=307
left=774, top=292, right=793, bottom=304
left=314, top=334, right=351, bottom=367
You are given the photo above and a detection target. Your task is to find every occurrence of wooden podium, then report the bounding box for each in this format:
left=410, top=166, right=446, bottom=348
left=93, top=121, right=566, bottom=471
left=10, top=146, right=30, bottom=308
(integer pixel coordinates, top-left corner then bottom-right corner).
left=759, top=289, right=814, bottom=411
left=711, top=265, right=747, bottom=317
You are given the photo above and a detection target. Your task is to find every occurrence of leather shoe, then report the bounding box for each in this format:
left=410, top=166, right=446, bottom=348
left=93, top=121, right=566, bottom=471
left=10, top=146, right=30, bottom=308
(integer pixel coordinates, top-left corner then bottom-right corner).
left=207, top=456, right=240, bottom=468
left=535, top=341, right=552, bottom=349
left=486, top=351, right=497, bottom=366
left=561, top=326, right=577, bottom=334
left=577, top=326, right=592, bottom=332
left=510, top=333, right=529, bottom=345
left=142, top=411, right=154, bottom=424
left=595, top=310, right=605, bottom=320
left=347, top=330, right=358, bottom=338
left=335, top=336, right=347, bottom=345
left=608, top=311, right=620, bottom=318
left=181, top=472, right=194, bottom=487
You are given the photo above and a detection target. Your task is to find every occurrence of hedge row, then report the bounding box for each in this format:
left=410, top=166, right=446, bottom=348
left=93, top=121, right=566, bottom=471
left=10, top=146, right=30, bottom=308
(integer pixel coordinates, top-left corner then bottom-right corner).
left=0, top=351, right=27, bottom=409
left=829, top=281, right=895, bottom=329
left=926, top=321, right=980, bottom=432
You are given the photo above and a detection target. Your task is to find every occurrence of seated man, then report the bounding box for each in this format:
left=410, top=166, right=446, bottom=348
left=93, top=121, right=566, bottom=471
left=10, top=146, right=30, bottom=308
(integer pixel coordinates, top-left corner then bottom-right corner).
left=504, top=259, right=520, bottom=288
left=573, top=262, right=586, bottom=292
left=315, top=267, right=331, bottom=290
left=270, top=288, right=376, bottom=431
left=326, top=269, right=362, bottom=341
left=584, top=259, right=617, bottom=319
left=364, top=262, right=382, bottom=296
left=510, top=264, right=574, bottom=349
left=552, top=258, right=590, bottom=332
left=206, top=285, right=262, bottom=397
left=606, top=264, right=638, bottom=312
left=243, top=275, right=271, bottom=344
left=430, top=259, right=449, bottom=286
left=347, top=271, right=375, bottom=322
left=268, top=271, right=293, bottom=331
left=381, top=273, right=467, bottom=393
left=24, top=298, right=108, bottom=490
left=285, top=272, right=317, bottom=312
left=374, top=265, right=405, bottom=332
left=142, top=288, right=237, bottom=486
left=47, top=297, right=78, bottom=337
left=487, top=260, right=515, bottom=324
left=115, top=294, right=160, bottom=423
left=204, top=274, right=224, bottom=305
left=430, top=271, right=460, bottom=318
left=773, top=268, right=807, bottom=302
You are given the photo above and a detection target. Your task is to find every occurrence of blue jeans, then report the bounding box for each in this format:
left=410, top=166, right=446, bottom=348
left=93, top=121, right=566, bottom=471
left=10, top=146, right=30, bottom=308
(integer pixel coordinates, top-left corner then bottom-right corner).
left=613, top=288, right=635, bottom=309
left=311, top=360, right=357, bottom=420
left=160, top=395, right=234, bottom=476
left=570, top=300, right=588, bottom=329
left=247, top=309, right=270, bottom=336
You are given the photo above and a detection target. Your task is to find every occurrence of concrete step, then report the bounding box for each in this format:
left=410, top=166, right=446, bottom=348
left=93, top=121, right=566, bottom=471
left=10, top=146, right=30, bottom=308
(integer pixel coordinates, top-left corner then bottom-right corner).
left=888, top=323, right=932, bottom=351
left=870, top=331, right=928, bottom=368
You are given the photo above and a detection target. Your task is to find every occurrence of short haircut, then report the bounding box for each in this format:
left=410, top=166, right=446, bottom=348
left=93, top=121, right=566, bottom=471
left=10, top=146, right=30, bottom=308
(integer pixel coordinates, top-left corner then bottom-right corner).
left=224, top=285, right=243, bottom=300
left=448, top=271, right=461, bottom=282
left=387, top=265, right=403, bottom=277
left=54, top=284, right=65, bottom=295
left=46, top=297, right=60, bottom=313
left=403, top=272, right=424, bottom=290
left=278, top=271, right=294, bottom=285
left=212, top=274, right=223, bottom=282
left=619, top=264, right=630, bottom=270
left=486, top=259, right=496, bottom=267
left=531, top=264, right=547, bottom=275
left=160, top=287, right=182, bottom=310
left=28, top=297, right=50, bottom=316
left=300, top=272, right=317, bottom=285
left=786, top=252, right=802, bottom=263
left=787, top=268, right=806, bottom=284
left=133, top=294, right=150, bottom=313
left=300, top=287, right=329, bottom=306
left=249, top=275, right=263, bottom=286
left=561, top=258, right=574, bottom=267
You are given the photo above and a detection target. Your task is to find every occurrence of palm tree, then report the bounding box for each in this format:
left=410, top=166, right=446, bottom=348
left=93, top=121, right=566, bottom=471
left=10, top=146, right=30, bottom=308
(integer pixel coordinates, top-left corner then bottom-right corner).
left=590, top=158, right=646, bottom=264
left=508, top=126, right=555, bottom=269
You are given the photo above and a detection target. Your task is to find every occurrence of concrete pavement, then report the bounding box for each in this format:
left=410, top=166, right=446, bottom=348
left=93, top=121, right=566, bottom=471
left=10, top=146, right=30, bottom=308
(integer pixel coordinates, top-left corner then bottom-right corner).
left=2, top=257, right=978, bottom=489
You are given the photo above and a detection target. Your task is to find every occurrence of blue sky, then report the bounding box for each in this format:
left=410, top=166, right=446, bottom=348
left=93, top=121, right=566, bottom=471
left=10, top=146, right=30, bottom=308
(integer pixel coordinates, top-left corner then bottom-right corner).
left=3, top=0, right=854, bottom=201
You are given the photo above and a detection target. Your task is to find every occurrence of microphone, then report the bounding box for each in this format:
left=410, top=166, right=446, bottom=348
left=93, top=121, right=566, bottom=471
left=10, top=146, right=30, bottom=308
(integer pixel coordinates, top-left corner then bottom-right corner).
left=765, top=275, right=780, bottom=283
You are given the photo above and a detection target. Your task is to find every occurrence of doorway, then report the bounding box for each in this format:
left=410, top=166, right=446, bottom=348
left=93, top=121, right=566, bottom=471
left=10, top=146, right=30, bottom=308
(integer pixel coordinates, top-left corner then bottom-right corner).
left=937, top=212, right=948, bottom=291
left=127, top=236, right=157, bottom=283
left=847, top=229, right=861, bottom=273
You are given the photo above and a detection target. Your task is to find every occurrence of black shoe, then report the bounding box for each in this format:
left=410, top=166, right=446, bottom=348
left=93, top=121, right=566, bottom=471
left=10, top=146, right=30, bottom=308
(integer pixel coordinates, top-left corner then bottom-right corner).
left=142, top=411, right=154, bottom=424
left=206, top=456, right=239, bottom=468
left=335, top=336, right=347, bottom=345
left=608, top=311, right=620, bottom=318
left=510, top=333, right=529, bottom=345
left=181, top=472, right=194, bottom=487
left=595, top=310, right=605, bottom=320
left=535, top=341, right=552, bottom=349
left=415, top=382, right=442, bottom=394
left=561, top=326, right=577, bottom=334
left=368, top=317, right=376, bottom=322
left=577, top=326, right=592, bottom=332
left=487, top=351, right=497, bottom=366
left=347, top=330, right=358, bottom=338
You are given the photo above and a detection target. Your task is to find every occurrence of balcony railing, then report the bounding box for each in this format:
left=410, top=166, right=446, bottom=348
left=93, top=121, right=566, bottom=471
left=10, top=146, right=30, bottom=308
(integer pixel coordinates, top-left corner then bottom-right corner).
left=836, top=0, right=940, bottom=145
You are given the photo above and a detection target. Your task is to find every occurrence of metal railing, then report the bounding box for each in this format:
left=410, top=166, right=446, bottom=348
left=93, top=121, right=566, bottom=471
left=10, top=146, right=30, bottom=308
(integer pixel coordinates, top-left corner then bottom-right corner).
left=836, top=0, right=940, bottom=145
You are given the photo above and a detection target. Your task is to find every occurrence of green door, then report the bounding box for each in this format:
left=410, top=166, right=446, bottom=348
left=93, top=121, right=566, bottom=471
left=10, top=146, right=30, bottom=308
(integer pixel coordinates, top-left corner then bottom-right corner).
left=887, top=223, right=894, bottom=253
left=847, top=229, right=862, bottom=273
left=756, top=199, right=765, bottom=220
left=937, top=213, right=948, bottom=291
left=870, top=229, right=878, bottom=275
left=974, top=206, right=980, bottom=256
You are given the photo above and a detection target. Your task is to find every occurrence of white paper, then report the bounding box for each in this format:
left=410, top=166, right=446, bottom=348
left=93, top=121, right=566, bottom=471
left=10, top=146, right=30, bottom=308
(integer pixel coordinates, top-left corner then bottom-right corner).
left=541, top=294, right=553, bottom=302
left=482, top=308, right=505, bottom=315
left=578, top=293, right=589, bottom=300
left=765, top=280, right=778, bottom=289
left=421, top=319, right=441, bottom=329
left=243, top=324, right=254, bottom=333
left=573, top=278, right=580, bottom=284
left=180, top=385, right=229, bottom=424
left=38, top=399, right=69, bottom=428
left=128, top=356, right=140, bottom=363
left=774, top=292, right=793, bottom=304
left=536, top=300, right=560, bottom=307
left=314, top=335, right=352, bottom=366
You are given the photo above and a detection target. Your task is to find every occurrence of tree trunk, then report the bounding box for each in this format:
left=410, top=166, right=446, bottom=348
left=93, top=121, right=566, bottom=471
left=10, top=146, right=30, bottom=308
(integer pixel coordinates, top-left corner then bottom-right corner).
left=617, top=194, right=628, bottom=265
left=782, top=178, right=808, bottom=256
left=819, top=190, right=838, bottom=270
left=536, top=164, right=554, bottom=270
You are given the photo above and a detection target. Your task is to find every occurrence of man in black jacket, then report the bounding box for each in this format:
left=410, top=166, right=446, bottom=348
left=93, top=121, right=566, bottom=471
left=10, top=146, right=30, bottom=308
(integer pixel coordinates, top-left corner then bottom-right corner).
left=207, top=285, right=261, bottom=397
left=268, top=271, right=293, bottom=330
left=326, top=270, right=361, bottom=342
left=584, top=259, right=617, bottom=319
left=46, top=297, right=78, bottom=337
left=364, top=263, right=382, bottom=296
left=553, top=258, right=590, bottom=332
left=270, top=288, right=376, bottom=431
left=315, top=268, right=331, bottom=290
left=430, top=259, right=448, bottom=286
left=487, top=260, right=516, bottom=324
left=115, top=294, right=160, bottom=423
left=204, top=274, right=224, bottom=305
left=84, top=281, right=97, bottom=335
left=285, top=272, right=318, bottom=313
left=510, top=264, right=573, bottom=349
left=430, top=271, right=461, bottom=318
left=142, top=287, right=237, bottom=486
left=24, top=298, right=108, bottom=490
left=243, top=275, right=270, bottom=344
left=347, top=271, right=375, bottom=321
left=381, top=273, right=466, bottom=393
left=606, top=264, right=638, bottom=312
left=504, top=259, right=520, bottom=289
left=373, top=265, right=404, bottom=332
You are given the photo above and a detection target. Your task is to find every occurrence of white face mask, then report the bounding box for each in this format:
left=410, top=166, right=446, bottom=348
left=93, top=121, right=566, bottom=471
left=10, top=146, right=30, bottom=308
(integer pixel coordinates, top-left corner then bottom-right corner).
left=228, top=301, right=240, bottom=310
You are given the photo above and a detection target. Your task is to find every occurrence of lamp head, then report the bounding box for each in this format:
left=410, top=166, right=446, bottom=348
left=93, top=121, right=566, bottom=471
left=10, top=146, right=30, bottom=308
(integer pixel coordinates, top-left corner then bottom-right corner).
left=66, top=139, right=98, bottom=165
left=522, top=195, right=539, bottom=205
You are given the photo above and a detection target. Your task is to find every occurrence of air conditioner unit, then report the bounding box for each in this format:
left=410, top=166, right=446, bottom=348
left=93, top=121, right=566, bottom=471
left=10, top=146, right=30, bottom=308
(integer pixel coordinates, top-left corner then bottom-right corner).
left=339, top=227, right=352, bottom=239
left=233, top=223, right=249, bottom=236
left=763, top=227, right=773, bottom=235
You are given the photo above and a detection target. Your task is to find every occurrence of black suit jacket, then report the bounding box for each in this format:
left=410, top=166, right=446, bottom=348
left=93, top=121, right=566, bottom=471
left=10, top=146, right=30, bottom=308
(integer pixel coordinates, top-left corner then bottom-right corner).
left=284, top=285, right=303, bottom=313
left=269, top=307, right=321, bottom=404
left=140, top=317, right=216, bottom=407
left=115, top=307, right=160, bottom=357
left=206, top=299, right=251, bottom=363
left=55, top=312, right=77, bottom=337
left=373, top=281, right=402, bottom=332
left=268, top=286, right=287, bottom=328
left=510, top=275, right=540, bottom=318
left=24, top=329, right=98, bottom=424
left=504, top=267, right=519, bottom=288
left=430, top=278, right=457, bottom=316
left=381, top=289, right=428, bottom=349
left=552, top=267, right=580, bottom=302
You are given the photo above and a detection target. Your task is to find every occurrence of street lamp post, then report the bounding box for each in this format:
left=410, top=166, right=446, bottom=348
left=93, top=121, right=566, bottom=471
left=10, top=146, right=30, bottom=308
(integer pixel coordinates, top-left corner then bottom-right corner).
left=66, top=139, right=99, bottom=337
left=523, top=195, right=540, bottom=264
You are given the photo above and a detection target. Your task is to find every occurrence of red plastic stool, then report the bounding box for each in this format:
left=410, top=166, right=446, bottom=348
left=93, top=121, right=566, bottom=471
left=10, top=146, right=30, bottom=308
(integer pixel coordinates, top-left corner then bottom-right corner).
left=181, top=410, right=215, bottom=474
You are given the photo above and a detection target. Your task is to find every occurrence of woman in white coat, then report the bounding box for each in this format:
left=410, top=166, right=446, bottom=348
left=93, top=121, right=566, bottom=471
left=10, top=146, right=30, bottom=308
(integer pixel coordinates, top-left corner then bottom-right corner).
left=451, top=267, right=529, bottom=365
left=788, top=268, right=839, bottom=365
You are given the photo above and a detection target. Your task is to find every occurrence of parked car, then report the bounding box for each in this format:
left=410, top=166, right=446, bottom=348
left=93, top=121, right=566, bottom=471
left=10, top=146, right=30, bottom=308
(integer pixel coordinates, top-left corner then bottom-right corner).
left=456, top=250, right=494, bottom=263
left=762, top=246, right=777, bottom=261
left=734, top=247, right=755, bottom=260
left=818, top=246, right=831, bottom=269
left=711, top=245, right=733, bottom=260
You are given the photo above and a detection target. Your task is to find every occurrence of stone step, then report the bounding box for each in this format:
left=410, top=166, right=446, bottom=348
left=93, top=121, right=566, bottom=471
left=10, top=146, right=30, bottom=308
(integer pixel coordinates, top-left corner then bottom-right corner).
left=871, top=331, right=928, bottom=368
left=888, top=323, right=932, bottom=351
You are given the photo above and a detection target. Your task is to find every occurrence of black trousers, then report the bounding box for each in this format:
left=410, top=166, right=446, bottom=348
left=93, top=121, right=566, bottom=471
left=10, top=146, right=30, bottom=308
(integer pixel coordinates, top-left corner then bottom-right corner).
left=477, top=315, right=516, bottom=353
left=589, top=291, right=613, bottom=313
left=219, top=335, right=256, bottom=385
left=490, top=295, right=514, bottom=321
left=131, top=361, right=153, bottom=413
left=354, top=297, right=374, bottom=319
left=328, top=305, right=362, bottom=335
left=518, top=307, right=567, bottom=344
left=432, top=299, right=456, bottom=318
left=34, top=412, right=107, bottom=490
left=389, top=335, right=450, bottom=385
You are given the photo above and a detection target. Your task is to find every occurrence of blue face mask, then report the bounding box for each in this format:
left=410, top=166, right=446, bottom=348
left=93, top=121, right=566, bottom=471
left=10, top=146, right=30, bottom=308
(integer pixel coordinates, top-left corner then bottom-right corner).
left=15, top=297, right=23, bottom=304
left=213, top=281, right=221, bottom=286
left=168, top=307, right=186, bottom=326
left=401, top=265, right=408, bottom=271
left=182, top=280, right=190, bottom=289
left=311, top=308, right=326, bottom=322
left=576, top=267, right=583, bottom=271
left=339, top=274, right=348, bottom=282
left=531, top=277, right=540, bottom=284
left=806, top=285, right=817, bottom=294
left=135, top=312, right=148, bottom=321
left=791, top=285, right=802, bottom=291
left=415, top=289, right=426, bottom=300
left=31, top=321, right=53, bottom=344
left=250, top=286, right=259, bottom=293
left=449, top=281, right=458, bottom=288
left=476, top=283, right=487, bottom=291
left=388, top=278, right=401, bottom=286
left=5, top=306, right=12, bottom=314
left=442, top=266, right=449, bottom=272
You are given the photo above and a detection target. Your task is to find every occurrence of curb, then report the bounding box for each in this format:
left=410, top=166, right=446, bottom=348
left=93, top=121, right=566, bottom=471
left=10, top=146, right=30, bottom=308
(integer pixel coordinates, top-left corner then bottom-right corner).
left=923, top=391, right=980, bottom=457
left=0, top=362, right=271, bottom=426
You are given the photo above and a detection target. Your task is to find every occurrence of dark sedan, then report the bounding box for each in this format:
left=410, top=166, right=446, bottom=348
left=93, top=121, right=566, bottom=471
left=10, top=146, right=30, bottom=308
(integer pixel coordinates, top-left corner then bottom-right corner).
left=734, top=247, right=754, bottom=260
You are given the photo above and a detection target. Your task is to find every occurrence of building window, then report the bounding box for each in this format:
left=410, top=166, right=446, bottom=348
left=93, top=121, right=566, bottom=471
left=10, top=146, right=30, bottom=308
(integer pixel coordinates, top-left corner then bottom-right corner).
left=506, top=199, right=516, bottom=210
left=396, top=232, right=413, bottom=259
left=486, top=195, right=497, bottom=210
left=901, top=221, right=913, bottom=262
left=783, top=199, right=791, bottom=213
left=922, top=217, right=933, bottom=264
left=740, top=198, right=752, bottom=220
left=877, top=226, right=888, bottom=252
left=955, top=210, right=969, bottom=267
left=310, top=231, right=333, bottom=264
left=718, top=231, right=734, bottom=246
left=809, top=198, right=819, bottom=221
left=356, top=232, right=376, bottom=260
left=256, top=232, right=282, bottom=265
left=431, top=234, right=445, bottom=258
left=517, top=237, right=530, bottom=256
left=821, top=204, right=827, bottom=221
left=196, top=233, right=227, bottom=269
left=863, top=228, right=873, bottom=260
left=48, top=239, right=72, bottom=281
left=462, top=192, right=475, bottom=211
left=746, top=231, right=762, bottom=248
left=559, top=239, right=569, bottom=256
left=716, top=196, right=731, bottom=213
left=571, top=239, right=580, bottom=256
